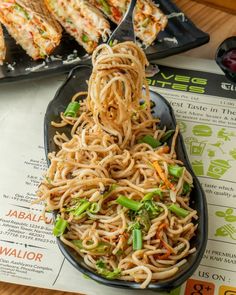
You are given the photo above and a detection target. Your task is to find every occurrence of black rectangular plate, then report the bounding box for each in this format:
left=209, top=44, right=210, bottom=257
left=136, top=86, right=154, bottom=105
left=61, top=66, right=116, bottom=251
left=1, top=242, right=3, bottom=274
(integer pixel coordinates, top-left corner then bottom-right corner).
left=0, top=0, right=209, bottom=83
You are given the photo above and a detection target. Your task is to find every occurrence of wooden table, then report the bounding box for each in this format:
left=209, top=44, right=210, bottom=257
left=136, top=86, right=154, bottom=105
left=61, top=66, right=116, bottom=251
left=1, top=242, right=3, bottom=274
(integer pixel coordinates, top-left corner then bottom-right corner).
left=1, top=1, right=236, bottom=294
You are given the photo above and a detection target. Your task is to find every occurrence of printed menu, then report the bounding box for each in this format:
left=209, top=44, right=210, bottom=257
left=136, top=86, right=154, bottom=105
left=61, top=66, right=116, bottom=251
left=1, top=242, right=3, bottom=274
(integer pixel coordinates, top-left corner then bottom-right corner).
left=0, top=56, right=236, bottom=295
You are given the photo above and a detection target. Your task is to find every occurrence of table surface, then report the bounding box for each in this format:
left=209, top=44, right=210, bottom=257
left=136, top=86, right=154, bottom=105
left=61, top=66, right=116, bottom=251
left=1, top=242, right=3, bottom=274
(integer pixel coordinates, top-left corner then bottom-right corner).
left=1, top=0, right=236, bottom=294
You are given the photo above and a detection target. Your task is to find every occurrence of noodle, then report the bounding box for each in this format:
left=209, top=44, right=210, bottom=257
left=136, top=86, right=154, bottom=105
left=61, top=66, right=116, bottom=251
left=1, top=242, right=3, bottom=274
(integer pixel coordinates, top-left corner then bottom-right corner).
left=37, top=41, right=198, bottom=288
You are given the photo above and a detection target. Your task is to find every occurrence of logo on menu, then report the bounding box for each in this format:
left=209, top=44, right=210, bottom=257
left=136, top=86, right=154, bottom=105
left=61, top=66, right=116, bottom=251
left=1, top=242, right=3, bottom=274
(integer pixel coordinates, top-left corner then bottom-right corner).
left=221, top=82, right=236, bottom=92
left=147, top=71, right=208, bottom=94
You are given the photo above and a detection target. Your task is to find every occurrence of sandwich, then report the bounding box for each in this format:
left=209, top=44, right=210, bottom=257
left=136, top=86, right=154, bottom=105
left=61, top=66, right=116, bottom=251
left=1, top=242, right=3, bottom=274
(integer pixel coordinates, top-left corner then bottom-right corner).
left=45, top=0, right=111, bottom=53
left=0, top=24, right=6, bottom=65
left=89, top=0, right=168, bottom=46
left=0, top=0, right=62, bottom=60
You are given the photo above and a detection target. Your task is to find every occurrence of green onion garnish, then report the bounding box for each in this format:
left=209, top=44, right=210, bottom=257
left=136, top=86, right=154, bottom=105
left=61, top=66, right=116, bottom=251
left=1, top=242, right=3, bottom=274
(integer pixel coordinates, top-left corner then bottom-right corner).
left=53, top=217, right=68, bottom=237
left=82, top=34, right=89, bottom=43
left=89, top=203, right=100, bottom=214
left=143, top=200, right=161, bottom=219
left=169, top=204, right=189, bottom=218
left=96, top=260, right=121, bottom=279
left=64, top=101, right=80, bottom=117
left=142, top=189, right=162, bottom=201
left=73, top=240, right=112, bottom=254
left=74, top=200, right=90, bottom=216
left=116, top=195, right=142, bottom=211
left=132, top=229, right=142, bottom=250
left=168, top=165, right=184, bottom=178
left=138, top=135, right=161, bottom=148
left=182, top=182, right=191, bottom=195
left=160, top=130, right=175, bottom=142
left=140, top=100, right=156, bottom=109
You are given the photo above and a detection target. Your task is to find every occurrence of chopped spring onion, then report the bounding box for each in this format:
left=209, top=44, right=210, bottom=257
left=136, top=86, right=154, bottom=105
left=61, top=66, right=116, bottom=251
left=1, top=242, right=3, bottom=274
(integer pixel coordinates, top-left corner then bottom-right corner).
left=64, top=101, right=80, bottom=117
left=169, top=204, right=189, bottom=218
left=136, top=210, right=151, bottom=232
left=128, top=221, right=141, bottom=231
left=116, top=195, right=142, bottom=211
left=138, top=135, right=161, bottom=148
left=160, top=130, right=175, bottom=142
left=96, top=260, right=121, bottom=279
left=103, top=184, right=117, bottom=198
left=142, top=189, right=162, bottom=201
left=73, top=240, right=112, bottom=254
left=168, top=165, right=184, bottom=178
left=74, top=200, right=90, bottom=216
left=182, top=182, right=191, bottom=194
left=89, top=202, right=100, bottom=213
left=132, top=229, right=142, bottom=250
left=53, top=217, right=68, bottom=237
left=143, top=200, right=162, bottom=218
left=82, top=34, right=89, bottom=43
left=140, top=100, right=155, bottom=109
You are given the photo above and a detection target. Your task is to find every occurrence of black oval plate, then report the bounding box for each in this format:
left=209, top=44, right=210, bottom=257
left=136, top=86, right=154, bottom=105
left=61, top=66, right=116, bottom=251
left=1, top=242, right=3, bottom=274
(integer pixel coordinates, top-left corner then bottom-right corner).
left=0, top=0, right=209, bottom=83
left=44, top=64, right=208, bottom=292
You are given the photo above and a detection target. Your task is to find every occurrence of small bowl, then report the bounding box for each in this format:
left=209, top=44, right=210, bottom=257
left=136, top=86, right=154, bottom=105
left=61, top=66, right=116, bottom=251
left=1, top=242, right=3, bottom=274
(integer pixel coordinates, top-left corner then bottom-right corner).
left=44, top=64, right=208, bottom=292
left=215, top=36, right=236, bottom=83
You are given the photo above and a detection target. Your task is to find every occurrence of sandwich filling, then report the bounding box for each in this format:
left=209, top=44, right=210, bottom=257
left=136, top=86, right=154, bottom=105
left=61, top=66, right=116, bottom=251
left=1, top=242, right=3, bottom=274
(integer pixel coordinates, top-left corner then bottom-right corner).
left=0, top=25, right=6, bottom=65
left=45, top=0, right=111, bottom=53
left=0, top=1, right=62, bottom=60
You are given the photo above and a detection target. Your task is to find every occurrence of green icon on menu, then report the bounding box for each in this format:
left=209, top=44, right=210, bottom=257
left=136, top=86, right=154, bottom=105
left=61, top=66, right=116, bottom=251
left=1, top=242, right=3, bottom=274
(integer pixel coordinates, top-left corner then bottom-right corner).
left=207, top=150, right=215, bottom=158
left=215, top=208, right=236, bottom=222
left=185, top=137, right=206, bottom=156
left=215, top=208, right=236, bottom=240
left=215, top=224, right=236, bottom=240
left=192, top=125, right=212, bottom=137
left=206, top=159, right=231, bottom=179
left=191, top=160, right=204, bottom=176
left=229, top=148, right=236, bottom=160
left=217, top=128, right=236, bottom=141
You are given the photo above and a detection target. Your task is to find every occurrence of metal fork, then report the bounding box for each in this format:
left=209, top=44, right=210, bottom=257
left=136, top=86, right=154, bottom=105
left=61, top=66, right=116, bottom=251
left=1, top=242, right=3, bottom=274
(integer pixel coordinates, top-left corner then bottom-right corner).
left=108, top=0, right=137, bottom=44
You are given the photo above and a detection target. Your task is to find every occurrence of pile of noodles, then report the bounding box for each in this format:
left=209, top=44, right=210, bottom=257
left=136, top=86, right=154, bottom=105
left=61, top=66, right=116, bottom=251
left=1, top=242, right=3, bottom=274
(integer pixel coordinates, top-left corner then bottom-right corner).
left=36, top=41, right=198, bottom=288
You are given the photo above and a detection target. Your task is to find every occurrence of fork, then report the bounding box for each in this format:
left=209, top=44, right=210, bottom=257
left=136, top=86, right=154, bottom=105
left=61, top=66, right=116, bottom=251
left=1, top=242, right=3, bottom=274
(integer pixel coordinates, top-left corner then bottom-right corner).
left=108, top=0, right=137, bottom=44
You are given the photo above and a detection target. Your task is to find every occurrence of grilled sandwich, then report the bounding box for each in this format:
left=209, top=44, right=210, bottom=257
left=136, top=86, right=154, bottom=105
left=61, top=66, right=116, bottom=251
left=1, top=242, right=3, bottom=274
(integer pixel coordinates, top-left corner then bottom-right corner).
left=45, top=0, right=111, bottom=53
left=0, top=0, right=62, bottom=60
left=89, top=0, right=168, bottom=46
left=0, top=24, right=6, bottom=65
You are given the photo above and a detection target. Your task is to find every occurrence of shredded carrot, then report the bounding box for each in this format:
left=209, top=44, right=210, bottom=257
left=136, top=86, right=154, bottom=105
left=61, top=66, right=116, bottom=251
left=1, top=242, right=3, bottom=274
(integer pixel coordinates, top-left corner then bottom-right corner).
left=156, top=249, right=171, bottom=260
left=157, top=146, right=169, bottom=154
left=156, top=222, right=168, bottom=239
left=156, top=239, right=174, bottom=260
left=153, top=161, right=176, bottom=190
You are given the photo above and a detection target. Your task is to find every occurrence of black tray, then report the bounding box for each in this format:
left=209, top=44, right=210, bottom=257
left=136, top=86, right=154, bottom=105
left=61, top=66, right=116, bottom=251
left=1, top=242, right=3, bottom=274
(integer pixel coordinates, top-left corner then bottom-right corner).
left=0, top=0, right=209, bottom=83
left=44, top=64, right=208, bottom=292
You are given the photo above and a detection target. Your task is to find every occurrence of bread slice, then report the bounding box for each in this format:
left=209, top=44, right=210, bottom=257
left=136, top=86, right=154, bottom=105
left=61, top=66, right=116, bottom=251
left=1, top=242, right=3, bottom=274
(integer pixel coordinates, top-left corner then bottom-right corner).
left=45, top=0, right=111, bottom=53
left=0, top=0, right=62, bottom=60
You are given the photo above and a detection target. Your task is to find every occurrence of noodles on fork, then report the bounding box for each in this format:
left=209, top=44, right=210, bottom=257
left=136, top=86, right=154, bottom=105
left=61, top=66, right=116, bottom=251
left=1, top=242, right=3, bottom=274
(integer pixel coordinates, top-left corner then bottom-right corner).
left=37, top=41, right=198, bottom=289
